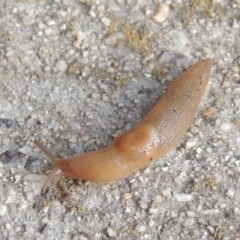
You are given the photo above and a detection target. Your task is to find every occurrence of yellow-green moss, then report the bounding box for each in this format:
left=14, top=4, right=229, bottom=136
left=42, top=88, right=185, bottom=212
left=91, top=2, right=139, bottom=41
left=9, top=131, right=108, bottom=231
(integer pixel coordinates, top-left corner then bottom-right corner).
left=68, top=63, right=82, bottom=75
left=108, top=18, right=153, bottom=56
left=206, top=176, right=216, bottom=187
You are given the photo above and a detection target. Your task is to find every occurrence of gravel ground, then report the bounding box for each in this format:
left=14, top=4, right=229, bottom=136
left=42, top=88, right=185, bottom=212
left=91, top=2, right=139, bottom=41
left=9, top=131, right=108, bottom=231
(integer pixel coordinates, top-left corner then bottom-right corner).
left=0, top=0, right=240, bottom=239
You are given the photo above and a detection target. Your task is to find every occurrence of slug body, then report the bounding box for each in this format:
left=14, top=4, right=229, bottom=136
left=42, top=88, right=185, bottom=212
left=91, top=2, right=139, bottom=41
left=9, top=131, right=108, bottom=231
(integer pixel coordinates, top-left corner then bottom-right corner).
left=35, top=58, right=213, bottom=192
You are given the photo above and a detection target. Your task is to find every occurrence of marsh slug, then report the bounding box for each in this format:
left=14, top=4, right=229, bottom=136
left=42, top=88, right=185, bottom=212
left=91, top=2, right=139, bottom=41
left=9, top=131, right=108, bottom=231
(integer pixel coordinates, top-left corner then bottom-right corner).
left=34, top=58, right=213, bottom=193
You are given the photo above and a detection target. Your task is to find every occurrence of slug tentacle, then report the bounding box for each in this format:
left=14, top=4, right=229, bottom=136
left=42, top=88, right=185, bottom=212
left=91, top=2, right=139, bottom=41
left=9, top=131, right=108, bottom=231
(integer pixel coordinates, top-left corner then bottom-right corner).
left=34, top=140, right=60, bottom=164
left=41, top=168, right=61, bottom=193
left=34, top=140, right=62, bottom=192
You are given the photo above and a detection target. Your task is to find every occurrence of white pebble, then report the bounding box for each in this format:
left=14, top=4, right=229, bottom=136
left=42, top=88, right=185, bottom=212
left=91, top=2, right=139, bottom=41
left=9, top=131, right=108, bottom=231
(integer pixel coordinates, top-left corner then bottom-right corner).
left=220, top=122, right=232, bottom=132
left=0, top=204, right=7, bottom=216
left=105, top=35, right=117, bottom=46
left=56, top=60, right=68, bottom=72
left=186, top=211, right=196, bottom=218
left=46, top=19, right=56, bottom=26
left=233, top=99, right=240, bottom=107
left=202, top=209, right=219, bottom=214
left=69, top=137, right=77, bottom=143
left=0, top=100, right=12, bottom=113
left=174, top=193, right=193, bottom=202
left=5, top=223, right=12, bottom=229
left=136, top=225, right=146, bottom=232
left=23, top=174, right=45, bottom=182
left=101, top=17, right=111, bottom=26
left=3, top=138, right=10, bottom=146
left=81, top=135, right=89, bottom=142
left=151, top=3, right=169, bottom=23
left=107, top=228, right=117, bottom=237
left=226, top=189, right=235, bottom=197
left=149, top=220, right=155, bottom=227
left=25, top=225, right=34, bottom=234
left=185, top=137, right=196, bottom=149
left=38, top=22, right=47, bottom=30
left=22, top=15, right=35, bottom=26
left=44, top=27, right=52, bottom=35
left=168, top=30, right=188, bottom=48
left=41, top=128, right=48, bottom=136
left=18, top=146, right=31, bottom=154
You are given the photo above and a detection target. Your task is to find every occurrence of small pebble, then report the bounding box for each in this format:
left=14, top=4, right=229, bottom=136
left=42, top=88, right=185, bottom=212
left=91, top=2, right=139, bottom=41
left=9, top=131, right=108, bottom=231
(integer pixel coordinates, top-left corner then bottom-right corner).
left=0, top=204, right=7, bottom=216
left=18, top=146, right=31, bottom=155
left=151, top=3, right=169, bottom=23
left=81, top=135, right=89, bottom=142
left=185, top=137, right=196, bottom=149
left=135, top=225, right=146, bottom=232
left=220, top=122, right=232, bottom=132
left=168, top=30, right=188, bottom=47
left=149, top=220, right=155, bottom=227
left=105, top=35, right=117, bottom=46
left=187, top=211, right=196, bottom=218
left=5, top=223, right=11, bottom=229
left=56, top=60, right=68, bottom=72
left=44, top=27, right=52, bottom=35
left=41, top=128, right=48, bottom=136
left=122, top=193, right=132, bottom=201
left=0, top=100, right=12, bottom=113
left=23, top=174, right=45, bottom=182
left=107, top=228, right=117, bottom=237
left=101, top=17, right=111, bottom=26
left=22, top=15, right=35, bottom=26
left=226, top=189, right=235, bottom=198
left=233, top=99, right=240, bottom=107
left=25, top=225, right=34, bottom=234
left=174, top=193, right=193, bottom=202
left=202, top=209, right=219, bottom=215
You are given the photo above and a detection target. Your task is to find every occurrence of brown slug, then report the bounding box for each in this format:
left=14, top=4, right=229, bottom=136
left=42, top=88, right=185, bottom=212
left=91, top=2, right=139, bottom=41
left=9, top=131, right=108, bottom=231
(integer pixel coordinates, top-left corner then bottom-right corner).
left=34, top=58, right=213, bottom=193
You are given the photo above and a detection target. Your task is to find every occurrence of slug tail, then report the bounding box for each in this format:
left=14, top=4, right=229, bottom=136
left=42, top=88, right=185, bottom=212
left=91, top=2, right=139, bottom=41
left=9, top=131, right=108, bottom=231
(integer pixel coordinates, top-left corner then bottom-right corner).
left=34, top=140, right=62, bottom=193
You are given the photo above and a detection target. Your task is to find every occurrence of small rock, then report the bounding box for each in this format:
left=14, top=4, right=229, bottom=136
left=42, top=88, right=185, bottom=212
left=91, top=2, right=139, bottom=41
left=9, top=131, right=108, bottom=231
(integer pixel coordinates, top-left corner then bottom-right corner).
left=151, top=3, right=169, bottom=23
left=0, top=151, right=18, bottom=164
left=135, top=225, right=146, bottom=232
left=105, top=35, right=117, bottom=46
left=233, top=99, right=240, bottom=107
left=185, top=137, right=196, bottom=149
left=0, top=204, right=7, bottom=216
left=25, top=225, right=34, bottom=234
left=81, top=135, right=89, bottom=142
left=174, top=193, right=193, bottom=202
left=0, top=100, right=12, bottom=113
left=41, top=128, right=48, bottom=136
left=220, top=122, right=232, bottom=132
left=18, top=146, right=31, bottom=154
left=202, top=209, right=219, bottom=214
left=226, top=189, right=235, bottom=198
left=186, top=211, right=196, bottom=218
left=168, top=30, right=188, bottom=48
left=107, top=228, right=117, bottom=237
left=22, top=15, right=35, bottom=26
left=101, top=17, right=111, bottom=26
left=56, top=60, right=68, bottom=72
left=122, top=193, right=132, bottom=201
left=44, top=27, right=52, bottom=35
left=23, top=174, right=45, bottom=182
left=24, top=156, right=38, bottom=171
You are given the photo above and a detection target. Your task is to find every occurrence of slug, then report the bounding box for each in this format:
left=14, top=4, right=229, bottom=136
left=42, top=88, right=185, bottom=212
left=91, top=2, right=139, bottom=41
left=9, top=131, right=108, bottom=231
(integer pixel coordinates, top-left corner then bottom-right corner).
left=34, top=58, right=213, bottom=193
